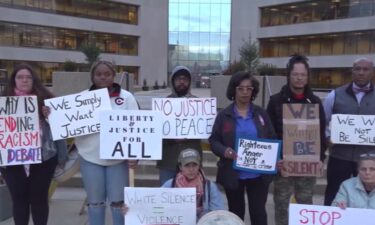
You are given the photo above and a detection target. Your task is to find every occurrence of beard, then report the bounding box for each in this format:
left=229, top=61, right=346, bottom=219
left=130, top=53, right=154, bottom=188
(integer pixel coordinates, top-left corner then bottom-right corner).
left=175, top=84, right=189, bottom=97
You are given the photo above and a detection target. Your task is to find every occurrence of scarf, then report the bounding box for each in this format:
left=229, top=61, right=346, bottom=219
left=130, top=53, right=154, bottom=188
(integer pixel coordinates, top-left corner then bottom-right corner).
left=175, top=171, right=205, bottom=213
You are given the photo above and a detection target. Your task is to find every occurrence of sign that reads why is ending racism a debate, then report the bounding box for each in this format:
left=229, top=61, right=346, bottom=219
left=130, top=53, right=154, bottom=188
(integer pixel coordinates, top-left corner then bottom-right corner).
left=44, top=89, right=111, bottom=140
left=289, top=204, right=375, bottom=225
left=331, top=114, right=375, bottom=146
left=234, top=137, right=281, bottom=174
left=152, top=97, right=217, bottom=139
left=0, top=96, right=41, bottom=166
left=282, top=104, right=323, bottom=177
left=99, top=110, right=162, bottom=160
left=125, top=187, right=196, bottom=225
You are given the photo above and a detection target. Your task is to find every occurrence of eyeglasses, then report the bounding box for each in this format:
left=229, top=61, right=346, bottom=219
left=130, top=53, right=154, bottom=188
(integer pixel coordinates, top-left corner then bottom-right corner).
left=236, top=86, right=254, bottom=92
left=175, top=76, right=189, bottom=82
left=360, top=153, right=375, bottom=158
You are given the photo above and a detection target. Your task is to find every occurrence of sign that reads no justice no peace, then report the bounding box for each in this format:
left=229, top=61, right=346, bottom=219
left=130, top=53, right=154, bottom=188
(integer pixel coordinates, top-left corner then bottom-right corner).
left=152, top=97, right=217, bottom=139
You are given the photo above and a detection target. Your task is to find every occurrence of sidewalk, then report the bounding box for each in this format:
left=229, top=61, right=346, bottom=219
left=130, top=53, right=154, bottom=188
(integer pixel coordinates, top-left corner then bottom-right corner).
left=0, top=186, right=324, bottom=225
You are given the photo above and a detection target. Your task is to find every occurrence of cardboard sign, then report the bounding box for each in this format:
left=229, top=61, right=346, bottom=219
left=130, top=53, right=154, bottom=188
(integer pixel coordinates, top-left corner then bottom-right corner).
left=331, top=114, right=375, bottom=146
left=233, top=137, right=281, bottom=174
left=152, top=98, right=217, bottom=139
left=125, top=187, right=196, bottom=225
left=289, top=203, right=375, bottom=225
left=282, top=104, right=322, bottom=177
left=99, top=110, right=163, bottom=160
left=44, top=89, right=111, bottom=140
left=0, top=96, right=41, bottom=166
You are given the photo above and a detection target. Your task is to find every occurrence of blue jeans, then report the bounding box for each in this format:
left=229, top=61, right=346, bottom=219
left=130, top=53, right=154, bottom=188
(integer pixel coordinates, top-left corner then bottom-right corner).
left=159, top=168, right=176, bottom=186
left=79, top=157, right=129, bottom=225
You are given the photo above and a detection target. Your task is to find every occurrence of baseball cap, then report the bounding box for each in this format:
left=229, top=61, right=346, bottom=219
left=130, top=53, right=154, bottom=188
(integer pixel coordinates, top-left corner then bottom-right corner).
left=178, top=149, right=201, bottom=166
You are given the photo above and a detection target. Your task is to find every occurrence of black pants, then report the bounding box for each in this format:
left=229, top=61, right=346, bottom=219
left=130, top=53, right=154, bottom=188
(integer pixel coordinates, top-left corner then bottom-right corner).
left=324, top=156, right=357, bottom=206
left=225, top=176, right=269, bottom=225
left=0, top=156, right=57, bottom=225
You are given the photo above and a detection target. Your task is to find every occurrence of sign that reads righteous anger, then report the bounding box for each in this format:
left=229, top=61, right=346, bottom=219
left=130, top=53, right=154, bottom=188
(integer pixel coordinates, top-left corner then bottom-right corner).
left=44, top=89, right=111, bottom=140
left=331, top=114, right=375, bottom=146
left=152, top=97, right=217, bottom=139
left=282, top=104, right=323, bottom=177
left=289, top=204, right=375, bottom=225
left=99, top=110, right=162, bottom=160
left=234, top=137, right=281, bottom=174
left=0, top=96, right=41, bottom=166
left=125, top=187, right=196, bottom=225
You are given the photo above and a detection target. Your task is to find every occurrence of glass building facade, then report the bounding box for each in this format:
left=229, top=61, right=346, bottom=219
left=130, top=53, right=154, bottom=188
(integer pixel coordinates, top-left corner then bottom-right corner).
left=261, top=0, right=375, bottom=27
left=0, top=0, right=141, bottom=85
left=169, top=0, right=231, bottom=84
left=0, top=0, right=138, bottom=24
left=259, top=0, right=375, bottom=89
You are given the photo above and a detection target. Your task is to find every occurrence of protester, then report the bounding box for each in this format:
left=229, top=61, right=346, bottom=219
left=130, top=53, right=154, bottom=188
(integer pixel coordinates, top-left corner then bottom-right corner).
left=162, top=148, right=225, bottom=219
left=266, top=54, right=326, bottom=225
left=332, top=153, right=375, bottom=209
left=157, top=66, right=202, bottom=185
left=323, top=57, right=375, bottom=206
left=123, top=148, right=225, bottom=220
left=209, top=71, right=276, bottom=225
left=0, top=64, right=67, bottom=225
left=74, top=60, right=139, bottom=225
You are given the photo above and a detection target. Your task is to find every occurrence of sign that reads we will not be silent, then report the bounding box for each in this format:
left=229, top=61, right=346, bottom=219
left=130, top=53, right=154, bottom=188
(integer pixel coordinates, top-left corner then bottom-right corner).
left=331, top=114, right=375, bottom=146
left=0, top=96, right=41, bottom=166
left=152, top=97, right=217, bottom=139
left=45, top=89, right=111, bottom=140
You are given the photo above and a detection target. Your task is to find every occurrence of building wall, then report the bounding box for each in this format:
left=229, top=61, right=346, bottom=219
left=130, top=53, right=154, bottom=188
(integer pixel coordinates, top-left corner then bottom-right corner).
left=230, top=0, right=375, bottom=89
left=0, top=0, right=168, bottom=86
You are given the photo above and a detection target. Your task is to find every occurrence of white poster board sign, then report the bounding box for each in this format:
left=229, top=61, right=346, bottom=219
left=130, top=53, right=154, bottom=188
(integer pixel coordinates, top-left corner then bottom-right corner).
left=44, top=89, right=111, bottom=140
left=233, top=137, right=281, bottom=174
left=152, top=98, right=217, bottom=139
left=125, top=187, right=196, bottom=225
left=99, top=110, right=163, bottom=160
left=331, top=114, right=375, bottom=145
left=289, top=203, right=375, bottom=225
left=0, top=96, right=41, bottom=166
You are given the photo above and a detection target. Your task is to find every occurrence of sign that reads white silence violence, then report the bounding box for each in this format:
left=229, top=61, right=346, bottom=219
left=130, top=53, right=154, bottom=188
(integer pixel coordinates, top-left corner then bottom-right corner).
left=289, top=204, right=375, bottom=225
left=152, top=97, right=217, bottom=139
left=44, top=89, right=111, bottom=140
left=99, top=110, right=162, bottom=160
left=234, top=137, right=281, bottom=174
left=125, top=187, right=196, bottom=225
left=0, top=96, right=41, bottom=166
left=331, top=114, right=375, bottom=146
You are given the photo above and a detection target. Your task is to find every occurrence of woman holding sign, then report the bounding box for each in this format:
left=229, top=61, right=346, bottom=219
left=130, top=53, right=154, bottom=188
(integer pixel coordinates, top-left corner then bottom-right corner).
left=74, top=60, right=139, bottom=225
left=332, top=153, right=375, bottom=209
left=209, top=71, right=276, bottom=225
left=0, top=64, right=67, bottom=225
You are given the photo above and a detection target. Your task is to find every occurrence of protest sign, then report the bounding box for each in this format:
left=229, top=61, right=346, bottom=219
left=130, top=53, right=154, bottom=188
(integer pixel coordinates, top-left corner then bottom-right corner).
left=0, top=96, right=41, bottom=166
left=331, top=114, right=375, bottom=146
left=44, top=89, right=111, bottom=140
left=152, top=97, right=217, bottom=139
left=289, top=203, right=375, bottom=225
left=282, top=104, right=322, bottom=177
left=99, top=110, right=163, bottom=160
left=233, top=137, right=281, bottom=174
left=125, top=187, right=196, bottom=225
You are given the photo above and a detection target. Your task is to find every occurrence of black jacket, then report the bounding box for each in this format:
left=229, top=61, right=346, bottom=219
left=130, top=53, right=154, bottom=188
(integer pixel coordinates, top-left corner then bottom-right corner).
left=266, top=85, right=326, bottom=161
left=209, top=103, right=276, bottom=190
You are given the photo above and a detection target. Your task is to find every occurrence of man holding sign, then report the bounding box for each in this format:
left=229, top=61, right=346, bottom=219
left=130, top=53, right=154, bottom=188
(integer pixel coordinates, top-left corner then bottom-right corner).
left=323, top=57, right=375, bottom=206
left=157, top=66, right=202, bottom=185
left=267, top=55, right=326, bottom=225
